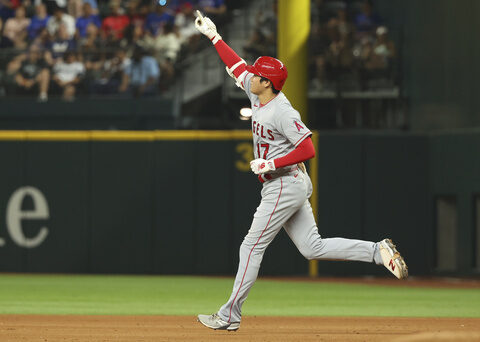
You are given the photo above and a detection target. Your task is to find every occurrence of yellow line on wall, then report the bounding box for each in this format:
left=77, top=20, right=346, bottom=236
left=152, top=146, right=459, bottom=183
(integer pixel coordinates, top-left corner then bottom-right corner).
left=0, top=130, right=253, bottom=141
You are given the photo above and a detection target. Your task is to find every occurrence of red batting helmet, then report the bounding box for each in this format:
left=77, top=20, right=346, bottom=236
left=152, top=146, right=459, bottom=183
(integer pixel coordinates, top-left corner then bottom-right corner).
left=246, top=56, right=288, bottom=91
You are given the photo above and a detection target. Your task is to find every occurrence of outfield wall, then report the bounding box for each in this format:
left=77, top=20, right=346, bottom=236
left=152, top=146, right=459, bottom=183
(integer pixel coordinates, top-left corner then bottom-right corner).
left=0, top=131, right=477, bottom=276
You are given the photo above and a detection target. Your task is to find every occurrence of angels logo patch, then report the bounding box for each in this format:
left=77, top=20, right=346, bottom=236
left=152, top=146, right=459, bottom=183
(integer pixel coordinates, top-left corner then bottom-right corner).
left=294, top=121, right=304, bottom=132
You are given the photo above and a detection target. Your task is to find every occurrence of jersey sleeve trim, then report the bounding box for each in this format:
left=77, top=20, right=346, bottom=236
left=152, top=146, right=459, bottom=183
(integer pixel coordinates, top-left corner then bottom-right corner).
left=293, top=131, right=312, bottom=147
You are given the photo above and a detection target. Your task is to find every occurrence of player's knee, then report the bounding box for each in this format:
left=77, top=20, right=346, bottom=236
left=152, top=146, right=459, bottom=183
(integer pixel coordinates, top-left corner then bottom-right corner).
left=240, top=238, right=267, bottom=256
left=299, top=240, right=325, bottom=260
left=296, top=246, right=316, bottom=260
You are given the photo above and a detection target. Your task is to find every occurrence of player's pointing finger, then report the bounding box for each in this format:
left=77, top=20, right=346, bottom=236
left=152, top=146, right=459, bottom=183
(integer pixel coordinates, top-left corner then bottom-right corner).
left=195, top=10, right=204, bottom=20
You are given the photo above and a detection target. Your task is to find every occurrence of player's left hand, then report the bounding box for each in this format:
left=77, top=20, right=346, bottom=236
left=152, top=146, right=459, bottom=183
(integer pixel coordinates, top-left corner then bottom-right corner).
left=250, top=159, right=276, bottom=174
left=194, top=10, right=222, bottom=42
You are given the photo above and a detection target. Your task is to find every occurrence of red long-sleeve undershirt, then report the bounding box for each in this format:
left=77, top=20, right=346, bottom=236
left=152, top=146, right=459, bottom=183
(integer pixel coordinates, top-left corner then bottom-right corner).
left=274, top=137, right=315, bottom=168
left=213, top=39, right=247, bottom=78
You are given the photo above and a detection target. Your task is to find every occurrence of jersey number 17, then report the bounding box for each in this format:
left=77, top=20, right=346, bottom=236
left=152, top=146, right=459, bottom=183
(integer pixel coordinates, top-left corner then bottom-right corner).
left=257, top=143, right=269, bottom=159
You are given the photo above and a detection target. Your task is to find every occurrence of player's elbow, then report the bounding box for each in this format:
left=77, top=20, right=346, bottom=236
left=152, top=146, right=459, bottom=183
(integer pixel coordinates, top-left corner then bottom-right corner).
left=301, top=137, right=315, bottom=160
left=305, top=142, right=315, bottom=160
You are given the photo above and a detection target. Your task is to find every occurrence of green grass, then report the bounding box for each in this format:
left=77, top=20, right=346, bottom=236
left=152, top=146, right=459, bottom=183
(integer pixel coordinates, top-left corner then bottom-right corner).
left=0, top=274, right=479, bottom=317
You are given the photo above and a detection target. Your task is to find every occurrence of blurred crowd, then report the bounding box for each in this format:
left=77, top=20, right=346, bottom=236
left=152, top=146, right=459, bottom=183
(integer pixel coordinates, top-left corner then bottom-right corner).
left=0, top=0, right=227, bottom=101
left=240, top=0, right=396, bottom=93
left=0, top=0, right=397, bottom=102
left=309, top=0, right=396, bottom=92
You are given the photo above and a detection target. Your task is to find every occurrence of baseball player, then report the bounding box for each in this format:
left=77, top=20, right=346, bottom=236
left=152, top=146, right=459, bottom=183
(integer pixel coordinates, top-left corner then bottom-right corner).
left=194, top=11, right=408, bottom=331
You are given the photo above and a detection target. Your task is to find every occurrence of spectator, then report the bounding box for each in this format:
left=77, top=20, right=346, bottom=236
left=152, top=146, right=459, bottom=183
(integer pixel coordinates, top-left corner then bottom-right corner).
left=121, top=24, right=147, bottom=55
left=324, top=22, right=354, bottom=75
left=79, top=22, right=104, bottom=73
left=371, top=26, right=396, bottom=70
left=76, top=2, right=101, bottom=38
left=67, top=0, right=83, bottom=18
left=143, top=22, right=180, bottom=63
left=66, top=0, right=98, bottom=17
left=144, top=4, right=174, bottom=36
left=12, top=45, right=50, bottom=101
left=101, top=0, right=130, bottom=40
left=83, top=0, right=99, bottom=14
left=329, top=6, right=353, bottom=40
left=1, top=5, right=30, bottom=48
left=126, top=0, right=148, bottom=28
left=46, top=4, right=76, bottom=39
left=52, top=51, right=85, bottom=100
left=197, top=0, right=226, bottom=24
left=79, top=22, right=103, bottom=53
left=0, top=0, right=19, bottom=22
left=175, top=2, right=198, bottom=45
left=165, top=0, right=186, bottom=13
left=118, top=46, right=159, bottom=97
left=5, top=50, right=26, bottom=82
left=35, top=0, right=68, bottom=15
left=90, top=48, right=129, bottom=95
left=354, top=0, right=382, bottom=37
left=46, top=24, right=76, bottom=62
left=28, top=3, right=50, bottom=41
left=30, top=25, right=52, bottom=53
left=143, top=21, right=180, bottom=85
left=359, top=26, right=396, bottom=87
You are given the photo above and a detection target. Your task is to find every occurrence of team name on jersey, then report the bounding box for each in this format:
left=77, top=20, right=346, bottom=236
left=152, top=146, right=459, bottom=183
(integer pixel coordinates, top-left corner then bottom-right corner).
left=252, top=121, right=274, bottom=141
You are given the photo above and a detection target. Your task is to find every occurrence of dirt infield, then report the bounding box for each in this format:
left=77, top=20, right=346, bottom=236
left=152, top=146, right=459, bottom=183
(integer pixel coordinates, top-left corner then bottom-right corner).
left=0, top=315, right=479, bottom=342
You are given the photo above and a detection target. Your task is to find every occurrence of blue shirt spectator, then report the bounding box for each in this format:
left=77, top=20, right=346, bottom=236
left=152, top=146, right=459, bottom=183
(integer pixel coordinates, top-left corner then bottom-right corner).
left=119, top=46, right=160, bottom=97
left=48, top=38, right=76, bottom=59
left=28, top=3, right=50, bottom=40
left=197, top=0, right=225, bottom=8
left=354, top=1, right=382, bottom=33
left=165, top=0, right=186, bottom=12
left=0, top=0, right=18, bottom=22
left=197, top=0, right=226, bottom=12
left=76, top=3, right=101, bottom=38
left=144, top=7, right=174, bottom=35
left=125, top=55, right=160, bottom=86
left=47, top=24, right=76, bottom=59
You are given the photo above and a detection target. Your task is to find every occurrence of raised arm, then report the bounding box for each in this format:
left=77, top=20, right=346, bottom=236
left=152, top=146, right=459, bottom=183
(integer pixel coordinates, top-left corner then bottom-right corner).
left=194, top=10, right=247, bottom=89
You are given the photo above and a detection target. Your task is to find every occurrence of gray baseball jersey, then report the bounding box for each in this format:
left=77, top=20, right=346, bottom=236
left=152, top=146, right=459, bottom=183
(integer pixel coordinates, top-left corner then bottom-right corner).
left=217, top=71, right=383, bottom=324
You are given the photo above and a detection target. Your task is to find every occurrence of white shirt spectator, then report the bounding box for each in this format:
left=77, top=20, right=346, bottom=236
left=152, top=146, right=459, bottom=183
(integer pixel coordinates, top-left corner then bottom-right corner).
left=144, top=32, right=181, bottom=62
left=47, top=13, right=76, bottom=38
left=53, top=60, right=85, bottom=82
left=175, top=12, right=198, bottom=44
left=34, top=0, right=68, bottom=7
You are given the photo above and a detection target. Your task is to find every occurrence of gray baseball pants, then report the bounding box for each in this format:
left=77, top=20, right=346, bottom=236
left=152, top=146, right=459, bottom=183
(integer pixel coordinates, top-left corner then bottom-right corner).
left=217, top=169, right=383, bottom=323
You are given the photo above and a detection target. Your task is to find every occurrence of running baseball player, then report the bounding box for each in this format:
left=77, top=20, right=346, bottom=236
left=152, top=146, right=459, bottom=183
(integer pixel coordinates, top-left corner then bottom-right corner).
left=194, top=11, right=408, bottom=331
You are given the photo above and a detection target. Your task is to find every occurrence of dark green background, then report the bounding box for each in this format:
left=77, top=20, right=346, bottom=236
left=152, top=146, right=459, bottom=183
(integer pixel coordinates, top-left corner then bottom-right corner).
left=374, top=0, right=480, bottom=129
left=0, top=132, right=478, bottom=276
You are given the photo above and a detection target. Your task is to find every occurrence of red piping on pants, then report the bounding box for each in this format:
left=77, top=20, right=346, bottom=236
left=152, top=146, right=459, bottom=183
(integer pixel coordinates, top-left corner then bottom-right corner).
left=228, top=178, right=283, bottom=322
